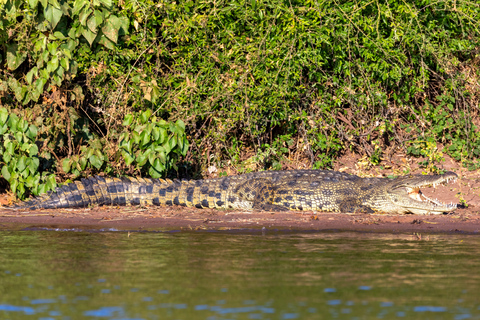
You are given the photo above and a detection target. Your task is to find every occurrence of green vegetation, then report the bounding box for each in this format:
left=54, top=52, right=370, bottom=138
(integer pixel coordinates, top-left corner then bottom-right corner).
left=1, top=0, right=479, bottom=199
left=0, top=107, right=56, bottom=198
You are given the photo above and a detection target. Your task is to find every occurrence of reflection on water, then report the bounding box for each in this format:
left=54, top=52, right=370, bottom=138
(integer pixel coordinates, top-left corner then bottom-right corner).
left=0, top=230, right=479, bottom=319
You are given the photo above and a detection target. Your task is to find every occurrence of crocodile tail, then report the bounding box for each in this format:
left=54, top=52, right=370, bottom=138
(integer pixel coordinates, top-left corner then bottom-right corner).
left=10, top=176, right=183, bottom=210
left=9, top=175, right=237, bottom=210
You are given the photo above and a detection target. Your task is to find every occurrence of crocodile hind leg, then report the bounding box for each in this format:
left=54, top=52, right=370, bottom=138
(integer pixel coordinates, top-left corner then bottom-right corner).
left=234, top=178, right=289, bottom=211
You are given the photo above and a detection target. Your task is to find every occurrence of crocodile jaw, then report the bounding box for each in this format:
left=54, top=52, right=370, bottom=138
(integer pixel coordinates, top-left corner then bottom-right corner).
left=386, top=172, right=458, bottom=214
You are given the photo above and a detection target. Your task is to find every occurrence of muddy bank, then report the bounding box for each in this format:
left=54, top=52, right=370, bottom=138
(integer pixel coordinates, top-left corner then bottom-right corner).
left=0, top=205, right=479, bottom=234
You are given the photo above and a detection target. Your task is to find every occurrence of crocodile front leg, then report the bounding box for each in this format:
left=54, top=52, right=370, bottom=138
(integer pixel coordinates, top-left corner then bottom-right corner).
left=337, top=198, right=375, bottom=214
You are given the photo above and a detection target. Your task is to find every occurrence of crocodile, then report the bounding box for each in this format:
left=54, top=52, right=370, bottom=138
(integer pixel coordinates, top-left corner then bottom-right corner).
left=9, top=170, right=458, bottom=214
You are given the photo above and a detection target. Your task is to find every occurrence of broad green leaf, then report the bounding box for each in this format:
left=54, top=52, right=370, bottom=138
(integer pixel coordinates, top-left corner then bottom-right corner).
left=75, top=160, right=82, bottom=171
left=154, top=145, right=165, bottom=153
left=0, top=108, right=8, bottom=125
left=168, top=137, right=177, bottom=151
left=94, top=10, right=104, bottom=25
left=82, top=28, right=97, bottom=46
left=98, top=0, right=112, bottom=7
left=5, top=141, right=15, bottom=155
left=175, top=119, right=186, bottom=133
left=16, top=182, right=25, bottom=199
left=56, top=65, right=64, bottom=78
left=158, top=127, right=167, bottom=144
left=117, top=16, right=129, bottom=35
left=47, top=174, right=57, bottom=189
left=140, top=130, right=150, bottom=148
left=21, top=166, right=30, bottom=179
left=28, top=144, right=39, bottom=156
left=7, top=112, right=19, bottom=128
left=47, top=56, right=59, bottom=73
left=169, top=122, right=178, bottom=135
left=97, top=34, right=115, bottom=50
left=39, top=67, right=49, bottom=78
left=72, top=0, right=87, bottom=15
left=152, top=127, right=160, bottom=141
left=140, top=110, right=151, bottom=124
left=6, top=44, right=27, bottom=71
left=14, top=131, right=23, bottom=143
left=123, top=114, right=134, bottom=126
left=22, top=92, right=32, bottom=106
left=3, top=151, right=11, bottom=163
left=26, top=67, right=38, bottom=85
left=26, top=124, right=38, bottom=140
left=152, top=158, right=165, bottom=172
left=148, top=159, right=165, bottom=179
left=102, top=14, right=121, bottom=43
left=0, top=124, right=7, bottom=135
left=132, top=131, right=140, bottom=144
left=53, top=31, right=67, bottom=40
left=26, top=175, right=36, bottom=188
left=8, top=78, right=26, bottom=102
left=134, top=124, right=144, bottom=133
left=135, top=152, right=147, bottom=167
left=1, top=166, right=11, bottom=181
left=17, top=119, right=28, bottom=133
left=163, top=140, right=171, bottom=154
left=28, top=0, right=40, bottom=8
left=16, top=85, right=28, bottom=103
left=29, top=157, right=39, bottom=173
left=20, top=142, right=30, bottom=152
left=77, top=157, right=88, bottom=171
left=34, top=78, right=47, bottom=97
left=149, top=164, right=162, bottom=179
left=151, top=85, right=161, bottom=104
left=60, top=57, right=69, bottom=70
left=11, top=179, right=18, bottom=194
left=121, top=139, right=132, bottom=153
left=79, top=7, right=92, bottom=26
left=95, top=149, right=104, bottom=160
left=37, top=184, right=46, bottom=195
left=148, top=151, right=156, bottom=166
left=121, top=150, right=134, bottom=166
left=71, top=168, right=81, bottom=178
left=180, top=136, right=189, bottom=156
left=47, top=41, right=59, bottom=55
left=176, top=135, right=184, bottom=154
left=72, top=85, right=84, bottom=101
left=68, top=27, right=79, bottom=40
left=85, top=147, right=94, bottom=159
left=44, top=4, right=63, bottom=30
left=157, top=151, right=166, bottom=164
left=87, top=14, right=98, bottom=33
left=49, top=0, right=61, bottom=9
left=17, top=156, right=27, bottom=172
left=62, top=158, right=71, bottom=173
left=89, top=155, right=103, bottom=170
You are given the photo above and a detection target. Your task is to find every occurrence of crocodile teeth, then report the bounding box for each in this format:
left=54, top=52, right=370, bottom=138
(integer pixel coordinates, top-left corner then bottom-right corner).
left=405, top=186, right=457, bottom=209
left=419, top=192, right=457, bottom=209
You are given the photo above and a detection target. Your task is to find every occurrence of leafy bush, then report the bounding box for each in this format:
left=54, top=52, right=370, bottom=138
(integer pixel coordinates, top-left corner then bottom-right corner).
left=0, top=107, right=57, bottom=198
left=118, top=110, right=189, bottom=178
left=1, top=0, right=479, bottom=199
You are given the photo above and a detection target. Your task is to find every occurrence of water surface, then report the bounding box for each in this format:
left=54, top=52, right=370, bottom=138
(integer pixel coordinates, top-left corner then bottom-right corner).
left=1, top=229, right=479, bottom=319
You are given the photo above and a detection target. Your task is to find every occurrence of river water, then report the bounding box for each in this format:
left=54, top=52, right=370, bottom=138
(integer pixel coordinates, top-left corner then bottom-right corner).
left=0, top=229, right=479, bottom=319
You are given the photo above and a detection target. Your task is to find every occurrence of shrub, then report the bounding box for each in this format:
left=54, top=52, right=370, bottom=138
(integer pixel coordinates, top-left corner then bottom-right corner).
left=1, top=0, right=479, bottom=198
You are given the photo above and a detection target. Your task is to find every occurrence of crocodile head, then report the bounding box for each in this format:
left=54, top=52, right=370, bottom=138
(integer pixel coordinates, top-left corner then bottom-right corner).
left=378, top=171, right=458, bottom=214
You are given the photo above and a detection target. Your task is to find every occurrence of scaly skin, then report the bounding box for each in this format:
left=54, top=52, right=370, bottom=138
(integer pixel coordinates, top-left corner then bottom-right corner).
left=9, top=170, right=458, bottom=214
